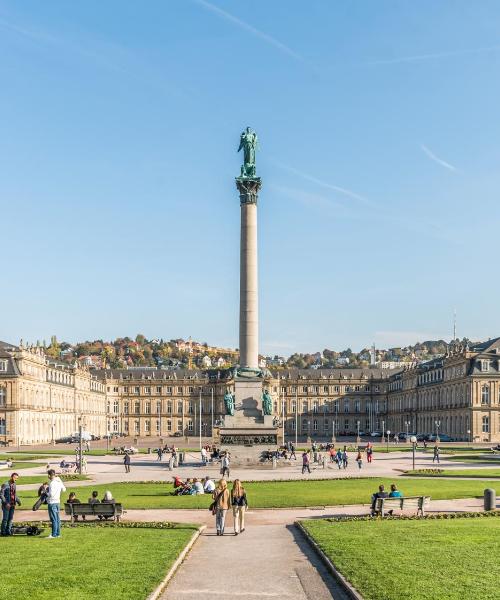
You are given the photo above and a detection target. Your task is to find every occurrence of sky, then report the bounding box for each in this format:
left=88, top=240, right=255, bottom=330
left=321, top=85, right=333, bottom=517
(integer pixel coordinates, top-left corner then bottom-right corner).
left=1, top=0, right=500, bottom=355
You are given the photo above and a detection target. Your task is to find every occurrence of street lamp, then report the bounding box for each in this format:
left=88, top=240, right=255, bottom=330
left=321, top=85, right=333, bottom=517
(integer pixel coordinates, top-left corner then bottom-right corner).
left=405, top=421, right=410, bottom=441
left=467, top=429, right=471, bottom=448
left=382, top=420, right=385, bottom=445
left=435, top=420, right=441, bottom=443
left=356, top=420, right=360, bottom=444
left=410, top=435, right=417, bottom=470
left=386, top=430, right=390, bottom=453
left=332, top=419, right=336, bottom=444
left=78, top=416, right=84, bottom=475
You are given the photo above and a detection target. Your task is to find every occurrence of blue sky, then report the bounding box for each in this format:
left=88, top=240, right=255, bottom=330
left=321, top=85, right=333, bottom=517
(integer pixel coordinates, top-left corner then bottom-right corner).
left=2, top=0, right=500, bottom=355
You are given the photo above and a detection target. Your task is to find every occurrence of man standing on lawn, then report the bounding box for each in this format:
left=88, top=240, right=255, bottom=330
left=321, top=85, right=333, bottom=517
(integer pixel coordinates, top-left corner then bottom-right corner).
left=47, top=469, right=66, bottom=539
left=1, top=472, right=21, bottom=536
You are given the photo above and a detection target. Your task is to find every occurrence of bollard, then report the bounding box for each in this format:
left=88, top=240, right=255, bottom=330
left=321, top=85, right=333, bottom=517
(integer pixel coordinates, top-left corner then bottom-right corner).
left=272, top=457, right=277, bottom=469
left=484, top=488, right=496, bottom=511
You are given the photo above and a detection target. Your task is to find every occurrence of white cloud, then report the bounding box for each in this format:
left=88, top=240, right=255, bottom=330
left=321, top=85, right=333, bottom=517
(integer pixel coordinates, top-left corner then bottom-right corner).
left=421, top=144, right=457, bottom=172
left=194, top=0, right=313, bottom=69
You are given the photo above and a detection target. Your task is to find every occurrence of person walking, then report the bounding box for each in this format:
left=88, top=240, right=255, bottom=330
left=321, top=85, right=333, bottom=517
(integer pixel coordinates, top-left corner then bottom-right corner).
left=433, top=445, right=440, bottom=464
left=301, top=450, right=311, bottom=474
left=336, top=448, right=343, bottom=469
left=231, top=479, right=248, bottom=535
left=342, top=448, right=348, bottom=469
left=201, top=446, right=208, bottom=466
left=356, top=451, right=363, bottom=469
left=366, top=444, right=373, bottom=464
left=1, top=472, right=21, bottom=536
left=212, top=479, right=231, bottom=536
left=221, top=453, right=230, bottom=478
left=47, top=468, right=66, bottom=539
left=124, top=452, right=131, bottom=473
left=289, top=443, right=296, bottom=460
left=157, top=447, right=163, bottom=462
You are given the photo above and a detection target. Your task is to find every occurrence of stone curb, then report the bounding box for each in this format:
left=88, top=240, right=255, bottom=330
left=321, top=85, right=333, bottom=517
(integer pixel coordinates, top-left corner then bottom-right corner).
left=147, top=524, right=206, bottom=600
left=295, top=521, right=363, bottom=600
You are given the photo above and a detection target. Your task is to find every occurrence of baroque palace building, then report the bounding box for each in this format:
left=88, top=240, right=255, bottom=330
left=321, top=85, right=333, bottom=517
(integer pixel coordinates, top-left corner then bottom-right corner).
left=1, top=337, right=500, bottom=445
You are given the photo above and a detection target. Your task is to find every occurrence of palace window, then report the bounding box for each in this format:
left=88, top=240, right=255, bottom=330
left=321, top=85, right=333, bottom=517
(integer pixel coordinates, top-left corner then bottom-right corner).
left=134, top=420, right=140, bottom=433
left=145, top=387, right=151, bottom=395
left=166, top=387, right=172, bottom=394
left=145, top=402, right=151, bottom=414
left=481, top=385, right=490, bottom=405
left=134, top=401, right=140, bottom=415
left=188, top=387, right=194, bottom=393
left=481, top=360, right=490, bottom=372
left=113, top=400, right=119, bottom=414
left=291, top=420, right=296, bottom=431
left=156, top=419, right=160, bottom=432
left=302, top=400, right=308, bottom=413
left=124, top=401, right=129, bottom=415
left=145, top=420, right=150, bottom=432
left=123, top=387, right=129, bottom=393
left=0, top=388, right=5, bottom=407
left=313, top=419, right=318, bottom=431
left=482, top=416, right=489, bottom=433
left=124, top=421, right=129, bottom=432
left=302, top=419, right=308, bottom=430
left=167, top=420, right=172, bottom=431
left=302, top=386, right=308, bottom=393
left=313, top=400, right=319, bottom=413
left=188, top=402, right=194, bottom=414
left=177, top=387, right=183, bottom=395
left=354, top=400, right=360, bottom=413
left=156, top=401, right=161, bottom=413
left=188, top=420, right=194, bottom=432
left=344, top=419, right=349, bottom=429
left=344, top=399, right=349, bottom=413
left=177, top=419, right=183, bottom=432
left=178, top=401, right=183, bottom=413
left=0, top=418, right=5, bottom=435
left=323, top=419, right=329, bottom=431
left=134, top=387, right=140, bottom=394
left=291, top=400, right=297, bottom=412
left=167, top=401, right=172, bottom=413
left=323, top=386, right=329, bottom=393
left=156, top=386, right=162, bottom=394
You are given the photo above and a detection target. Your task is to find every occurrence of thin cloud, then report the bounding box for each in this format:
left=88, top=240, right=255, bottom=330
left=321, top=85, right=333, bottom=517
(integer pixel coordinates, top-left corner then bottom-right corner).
left=194, top=0, right=312, bottom=69
left=273, top=160, right=374, bottom=206
left=365, top=44, right=500, bottom=66
left=421, top=144, right=457, bottom=172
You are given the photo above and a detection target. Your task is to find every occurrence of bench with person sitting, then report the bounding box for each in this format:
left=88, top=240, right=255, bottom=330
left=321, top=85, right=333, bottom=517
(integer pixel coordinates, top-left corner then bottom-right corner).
left=64, top=489, right=124, bottom=522
left=371, top=483, right=430, bottom=517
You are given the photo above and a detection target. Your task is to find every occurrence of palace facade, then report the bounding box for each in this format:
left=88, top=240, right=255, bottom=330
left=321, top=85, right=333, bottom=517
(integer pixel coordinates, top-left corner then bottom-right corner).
left=1, top=337, right=500, bottom=445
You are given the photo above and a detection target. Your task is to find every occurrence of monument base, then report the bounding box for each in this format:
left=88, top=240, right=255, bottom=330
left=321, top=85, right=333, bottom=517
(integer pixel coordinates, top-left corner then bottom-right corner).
left=218, top=376, right=278, bottom=464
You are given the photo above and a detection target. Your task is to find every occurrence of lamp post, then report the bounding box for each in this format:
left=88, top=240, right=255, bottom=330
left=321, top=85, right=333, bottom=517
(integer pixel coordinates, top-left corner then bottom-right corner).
left=405, top=421, right=410, bottom=441
left=467, top=429, right=471, bottom=448
left=386, top=430, right=390, bottom=453
left=382, top=420, right=385, bottom=445
left=435, top=420, right=441, bottom=443
left=356, top=420, right=360, bottom=444
left=410, top=435, right=417, bottom=471
left=332, top=419, right=336, bottom=444
left=198, top=387, right=202, bottom=450
left=211, top=388, right=214, bottom=442
left=78, top=416, right=84, bottom=475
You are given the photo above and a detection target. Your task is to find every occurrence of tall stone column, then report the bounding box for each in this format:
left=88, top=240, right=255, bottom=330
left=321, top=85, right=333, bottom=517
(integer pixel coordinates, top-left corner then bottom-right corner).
left=236, top=177, right=261, bottom=369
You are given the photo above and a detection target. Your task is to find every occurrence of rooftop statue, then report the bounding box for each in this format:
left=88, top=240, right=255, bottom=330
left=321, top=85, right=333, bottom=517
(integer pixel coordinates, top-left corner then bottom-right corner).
left=238, top=127, right=258, bottom=178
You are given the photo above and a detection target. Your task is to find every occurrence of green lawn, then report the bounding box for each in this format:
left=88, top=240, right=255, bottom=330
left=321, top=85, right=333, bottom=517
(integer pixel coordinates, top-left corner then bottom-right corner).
left=0, top=524, right=197, bottom=600
left=14, top=474, right=90, bottom=485
left=301, top=517, right=500, bottom=600
left=16, top=477, right=500, bottom=509
left=448, top=454, right=500, bottom=464
left=3, top=461, right=46, bottom=471
left=0, top=453, right=62, bottom=461
left=406, top=468, right=500, bottom=478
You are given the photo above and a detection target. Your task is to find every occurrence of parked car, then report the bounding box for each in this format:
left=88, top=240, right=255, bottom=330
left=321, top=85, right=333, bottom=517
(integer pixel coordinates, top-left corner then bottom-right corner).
left=370, top=431, right=382, bottom=437
left=428, top=434, right=455, bottom=442
left=55, top=436, right=78, bottom=444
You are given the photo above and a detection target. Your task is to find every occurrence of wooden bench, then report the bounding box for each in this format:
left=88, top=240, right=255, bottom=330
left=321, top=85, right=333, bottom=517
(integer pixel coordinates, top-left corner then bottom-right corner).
left=64, top=502, right=124, bottom=522
left=374, top=495, right=430, bottom=517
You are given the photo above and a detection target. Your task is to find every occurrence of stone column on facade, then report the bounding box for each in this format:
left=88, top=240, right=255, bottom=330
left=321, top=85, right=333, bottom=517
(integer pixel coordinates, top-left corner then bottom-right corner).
left=236, top=177, right=261, bottom=369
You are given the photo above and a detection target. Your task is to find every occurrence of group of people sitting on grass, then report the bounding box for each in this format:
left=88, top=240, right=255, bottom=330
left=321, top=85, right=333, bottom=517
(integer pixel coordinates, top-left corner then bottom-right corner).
left=370, top=483, right=402, bottom=515
left=172, top=476, right=215, bottom=495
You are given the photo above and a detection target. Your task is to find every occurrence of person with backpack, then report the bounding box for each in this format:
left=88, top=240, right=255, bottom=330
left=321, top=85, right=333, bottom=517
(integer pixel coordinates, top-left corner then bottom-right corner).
left=231, top=479, right=248, bottom=535
left=212, top=479, right=230, bottom=536
left=1, top=472, right=21, bottom=536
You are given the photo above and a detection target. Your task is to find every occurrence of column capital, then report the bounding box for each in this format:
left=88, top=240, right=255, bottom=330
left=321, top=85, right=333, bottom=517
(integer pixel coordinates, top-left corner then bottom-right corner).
left=236, top=177, right=261, bottom=205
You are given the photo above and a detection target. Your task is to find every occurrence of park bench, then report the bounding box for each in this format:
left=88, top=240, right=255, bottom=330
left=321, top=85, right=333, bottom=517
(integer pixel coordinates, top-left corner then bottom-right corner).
left=64, top=502, right=124, bottom=523
left=374, top=495, right=430, bottom=517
